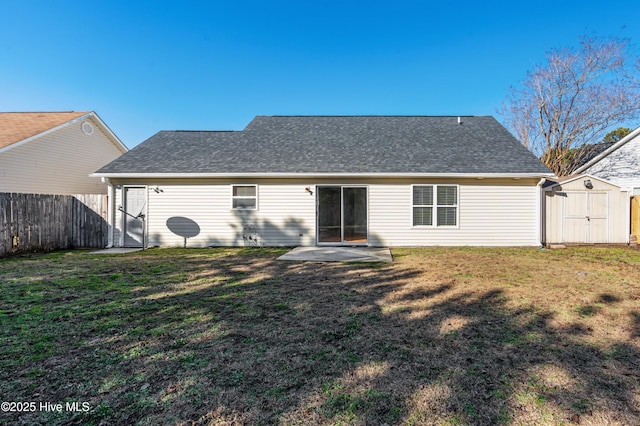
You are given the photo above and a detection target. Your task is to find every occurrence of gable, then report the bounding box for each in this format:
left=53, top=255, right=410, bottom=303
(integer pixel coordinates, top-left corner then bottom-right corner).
left=543, top=174, right=624, bottom=192
left=0, top=112, right=89, bottom=150
left=95, top=116, right=552, bottom=177
left=0, top=112, right=128, bottom=194
left=580, top=130, right=640, bottom=186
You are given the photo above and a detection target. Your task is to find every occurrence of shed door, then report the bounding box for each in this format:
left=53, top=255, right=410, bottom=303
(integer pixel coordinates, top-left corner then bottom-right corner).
left=588, top=192, right=609, bottom=243
left=123, top=187, right=147, bottom=247
left=563, top=192, right=609, bottom=243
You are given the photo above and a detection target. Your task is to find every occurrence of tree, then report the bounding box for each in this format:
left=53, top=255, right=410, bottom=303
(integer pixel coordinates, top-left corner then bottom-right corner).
left=502, top=36, right=640, bottom=176
left=603, top=127, right=631, bottom=143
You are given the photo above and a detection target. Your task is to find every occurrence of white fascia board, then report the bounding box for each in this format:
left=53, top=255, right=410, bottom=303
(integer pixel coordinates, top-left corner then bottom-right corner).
left=89, top=111, right=129, bottom=153
left=0, top=112, right=93, bottom=155
left=574, top=125, right=640, bottom=173
left=91, top=172, right=555, bottom=179
left=542, top=173, right=627, bottom=190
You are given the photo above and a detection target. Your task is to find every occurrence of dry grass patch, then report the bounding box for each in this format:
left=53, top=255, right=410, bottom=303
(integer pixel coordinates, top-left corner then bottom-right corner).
left=0, top=246, right=639, bottom=425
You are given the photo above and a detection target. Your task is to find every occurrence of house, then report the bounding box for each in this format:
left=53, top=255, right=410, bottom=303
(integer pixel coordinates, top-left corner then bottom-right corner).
left=92, top=116, right=553, bottom=248
left=574, top=125, right=640, bottom=193
left=542, top=175, right=630, bottom=245
left=0, top=111, right=128, bottom=194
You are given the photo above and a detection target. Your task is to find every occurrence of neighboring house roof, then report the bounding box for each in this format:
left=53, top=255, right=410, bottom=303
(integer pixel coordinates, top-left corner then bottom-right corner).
left=571, top=141, right=615, bottom=171
left=574, top=125, right=640, bottom=174
left=0, top=111, right=128, bottom=153
left=94, top=116, right=552, bottom=177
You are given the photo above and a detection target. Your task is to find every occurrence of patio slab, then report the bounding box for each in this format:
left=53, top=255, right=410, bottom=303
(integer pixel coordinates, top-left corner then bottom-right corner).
left=277, top=246, right=392, bottom=262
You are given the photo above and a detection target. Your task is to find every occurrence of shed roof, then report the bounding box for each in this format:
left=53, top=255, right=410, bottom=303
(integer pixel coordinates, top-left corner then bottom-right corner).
left=0, top=111, right=89, bottom=149
left=95, top=116, right=552, bottom=177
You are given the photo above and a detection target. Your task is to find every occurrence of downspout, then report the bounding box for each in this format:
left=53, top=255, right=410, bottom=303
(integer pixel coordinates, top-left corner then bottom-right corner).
left=626, top=190, right=631, bottom=245
left=103, top=177, right=114, bottom=248
left=536, top=178, right=545, bottom=247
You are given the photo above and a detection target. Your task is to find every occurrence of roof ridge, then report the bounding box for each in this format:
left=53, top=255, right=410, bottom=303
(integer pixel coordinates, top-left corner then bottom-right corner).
left=0, top=111, right=89, bottom=114
left=160, top=130, right=240, bottom=133
left=257, top=115, right=483, bottom=118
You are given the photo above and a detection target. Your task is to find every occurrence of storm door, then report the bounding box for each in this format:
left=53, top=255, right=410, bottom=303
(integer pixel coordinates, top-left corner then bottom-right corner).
left=317, top=186, right=368, bottom=245
left=122, top=186, right=147, bottom=247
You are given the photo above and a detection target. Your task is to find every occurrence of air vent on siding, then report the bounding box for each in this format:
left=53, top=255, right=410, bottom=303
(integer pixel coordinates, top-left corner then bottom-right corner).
left=81, top=121, right=94, bottom=135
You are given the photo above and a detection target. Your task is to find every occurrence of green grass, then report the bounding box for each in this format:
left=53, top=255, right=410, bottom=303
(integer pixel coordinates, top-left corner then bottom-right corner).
left=1, top=246, right=639, bottom=425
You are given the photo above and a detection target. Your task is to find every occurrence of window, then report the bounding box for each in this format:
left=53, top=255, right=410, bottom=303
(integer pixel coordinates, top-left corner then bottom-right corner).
left=232, top=185, right=257, bottom=209
left=412, top=185, right=458, bottom=227
left=413, top=186, right=433, bottom=226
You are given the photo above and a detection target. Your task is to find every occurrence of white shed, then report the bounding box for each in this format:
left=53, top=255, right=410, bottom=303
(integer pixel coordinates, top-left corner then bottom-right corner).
left=543, top=175, right=630, bottom=245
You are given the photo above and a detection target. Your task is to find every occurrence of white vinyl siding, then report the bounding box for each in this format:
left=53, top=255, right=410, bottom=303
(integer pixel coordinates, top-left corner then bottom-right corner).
left=112, top=180, right=315, bottom=247
left=369, top=179, right=540, bottom=246
left=0, top=118, right=124, bottom=194
left=582, top=132, right=640, bottom=190
left=113, top=184, right=123, bottom=245
left=109, top=178, right=541, bottom=247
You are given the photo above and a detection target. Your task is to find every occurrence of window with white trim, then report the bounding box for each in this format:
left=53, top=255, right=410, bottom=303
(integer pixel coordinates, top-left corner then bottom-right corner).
left=412, top=185, right=458, bottom=227
left=232, top=185, right=257, bottom=210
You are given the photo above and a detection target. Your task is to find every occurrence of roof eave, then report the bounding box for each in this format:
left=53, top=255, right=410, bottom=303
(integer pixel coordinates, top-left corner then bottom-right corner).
left=542, top=173, right=627, bottom=190
left=90, top=111, right=129, bottom=153
left=92, top=172, right=554, bottom=179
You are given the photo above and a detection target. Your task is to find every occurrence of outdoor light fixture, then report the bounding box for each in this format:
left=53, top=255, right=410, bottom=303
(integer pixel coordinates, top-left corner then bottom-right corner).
left=584, top=179, right=593, bottom=189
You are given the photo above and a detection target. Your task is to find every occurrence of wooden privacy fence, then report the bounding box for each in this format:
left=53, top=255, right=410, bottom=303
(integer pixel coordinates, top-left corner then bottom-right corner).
left=0, top=193, right=108, bottom=256
left=632, top=196, right=640, bottom=243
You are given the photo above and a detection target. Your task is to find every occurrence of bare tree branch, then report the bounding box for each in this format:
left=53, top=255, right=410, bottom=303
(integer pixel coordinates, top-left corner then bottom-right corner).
left=501, top=35, right=640, bottom=176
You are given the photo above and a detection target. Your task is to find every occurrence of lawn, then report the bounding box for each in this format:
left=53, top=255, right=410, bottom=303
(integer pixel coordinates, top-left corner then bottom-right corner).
left=1, top=246, right=639, bottom=425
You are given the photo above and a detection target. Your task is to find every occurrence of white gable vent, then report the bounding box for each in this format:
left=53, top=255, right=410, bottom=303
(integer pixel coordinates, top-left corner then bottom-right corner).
left=81, top=121, right=94, bottom=135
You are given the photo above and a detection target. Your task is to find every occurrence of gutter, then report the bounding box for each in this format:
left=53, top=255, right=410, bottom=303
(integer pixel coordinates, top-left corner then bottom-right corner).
left=91, top=172, right=555, bottom=179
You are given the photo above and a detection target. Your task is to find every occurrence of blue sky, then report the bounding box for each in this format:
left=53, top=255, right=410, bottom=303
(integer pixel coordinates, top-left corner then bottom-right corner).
left=1, top=1, right=638, bottom=148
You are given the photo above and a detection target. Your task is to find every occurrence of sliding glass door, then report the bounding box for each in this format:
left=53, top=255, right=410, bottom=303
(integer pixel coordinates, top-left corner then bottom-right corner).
left=317, top=186, right=368, bottom=244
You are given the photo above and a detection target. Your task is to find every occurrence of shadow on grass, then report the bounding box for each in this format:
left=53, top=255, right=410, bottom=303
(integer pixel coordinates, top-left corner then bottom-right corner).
left=1, top=248, right=639, bottom=425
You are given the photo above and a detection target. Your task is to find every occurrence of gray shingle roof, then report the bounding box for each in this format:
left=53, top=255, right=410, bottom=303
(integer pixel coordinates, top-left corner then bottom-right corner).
left=95, top=116, right=552, bottom=175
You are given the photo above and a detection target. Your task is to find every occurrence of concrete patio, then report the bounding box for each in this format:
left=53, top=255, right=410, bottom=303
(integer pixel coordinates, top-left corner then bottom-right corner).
left=277, top=246, right=392, bottom=262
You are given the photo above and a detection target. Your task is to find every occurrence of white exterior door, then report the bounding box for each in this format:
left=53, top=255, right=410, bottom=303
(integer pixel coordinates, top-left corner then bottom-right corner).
left=563, top=191, right=609, bottom=243
left=123, top=187, right=147, bottom=247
